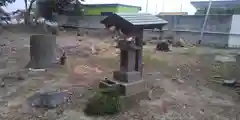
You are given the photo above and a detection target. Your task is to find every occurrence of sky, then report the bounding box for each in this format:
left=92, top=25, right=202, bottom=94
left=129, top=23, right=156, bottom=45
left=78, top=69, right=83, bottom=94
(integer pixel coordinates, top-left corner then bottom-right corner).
left=2, top=0, right=197, bottom=15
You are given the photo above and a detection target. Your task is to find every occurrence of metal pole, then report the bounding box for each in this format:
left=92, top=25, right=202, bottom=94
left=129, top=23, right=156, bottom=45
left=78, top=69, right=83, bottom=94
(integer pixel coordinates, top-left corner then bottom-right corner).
left=155, top=4, right=158, bottom=14
left=199, top=0, right=212, bottom=44
left=180, top=3, right=183, bottom=12
left=146, top=0, right=149, bottom=12
left=162, top=0, right=165, bottom=12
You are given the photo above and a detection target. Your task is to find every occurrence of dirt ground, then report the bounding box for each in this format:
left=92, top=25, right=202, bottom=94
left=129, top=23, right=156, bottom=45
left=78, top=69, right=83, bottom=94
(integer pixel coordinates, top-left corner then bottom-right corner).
left=0, top=28, right=240, bottom=120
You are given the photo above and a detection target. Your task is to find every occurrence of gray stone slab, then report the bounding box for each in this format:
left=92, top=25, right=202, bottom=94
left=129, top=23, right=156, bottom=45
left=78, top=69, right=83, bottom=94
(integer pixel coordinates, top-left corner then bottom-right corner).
left=27, top=91, right=69, bottom=109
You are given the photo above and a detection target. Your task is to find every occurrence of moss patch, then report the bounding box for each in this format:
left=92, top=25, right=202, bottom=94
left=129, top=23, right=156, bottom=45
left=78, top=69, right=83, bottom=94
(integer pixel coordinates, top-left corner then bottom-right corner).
left=84, top=88, right=122, bottom=116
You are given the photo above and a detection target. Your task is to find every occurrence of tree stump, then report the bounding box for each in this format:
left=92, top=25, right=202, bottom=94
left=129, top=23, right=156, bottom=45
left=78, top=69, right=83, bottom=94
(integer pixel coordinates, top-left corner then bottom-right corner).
left=26, top=35, right=57, bottom=69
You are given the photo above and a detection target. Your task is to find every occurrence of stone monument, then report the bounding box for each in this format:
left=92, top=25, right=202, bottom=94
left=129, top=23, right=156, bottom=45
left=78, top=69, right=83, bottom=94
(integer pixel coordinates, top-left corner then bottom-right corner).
left=99, top=13, right=168, bottom=104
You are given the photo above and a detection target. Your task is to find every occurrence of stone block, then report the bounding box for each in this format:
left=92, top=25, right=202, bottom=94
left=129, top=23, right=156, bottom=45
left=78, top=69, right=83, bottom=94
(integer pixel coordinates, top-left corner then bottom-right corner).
left=98, top=79, right=149, bottom=110
left=118, top=40, right=136, bottom=51
left=120, top=90, right=149, bottom=110
left=99, top=79, right=118, bottom=88
left=113, top=71, right=141, bottom=83
left=99, top=79, right=147, bottom=97
left=118, top=80, right=147, bottom=96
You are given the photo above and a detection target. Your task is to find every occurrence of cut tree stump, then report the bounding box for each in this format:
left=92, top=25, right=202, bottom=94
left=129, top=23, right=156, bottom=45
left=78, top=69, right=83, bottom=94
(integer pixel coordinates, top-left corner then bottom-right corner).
left=26, top=35, right=57, bottom=69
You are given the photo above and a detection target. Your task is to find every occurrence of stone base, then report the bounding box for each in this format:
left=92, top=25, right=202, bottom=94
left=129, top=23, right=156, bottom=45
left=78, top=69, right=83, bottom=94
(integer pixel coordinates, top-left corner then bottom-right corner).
left=118, top=80, right=147, bottom=96
left=120, top=90, right=149, bottom=110
left=113, top=71, right=141, bottom=83
left=99, top=79, right=119, bottom=90
left=99, top=79, right=147, bottom=97
left=99, top=79, right=149, bottom=110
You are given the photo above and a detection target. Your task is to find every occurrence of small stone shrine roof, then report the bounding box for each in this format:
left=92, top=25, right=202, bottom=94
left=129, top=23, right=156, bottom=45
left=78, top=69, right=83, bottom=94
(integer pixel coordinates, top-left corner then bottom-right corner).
left=115, top=13, right=168, bottom=25
left=101, top=13, right=168, bottom=31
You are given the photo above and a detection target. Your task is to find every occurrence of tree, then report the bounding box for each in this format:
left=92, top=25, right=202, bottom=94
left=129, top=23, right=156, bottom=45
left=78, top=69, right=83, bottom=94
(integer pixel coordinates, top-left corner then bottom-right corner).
left=0, top=0, right=16, bottom=6
left=24, top=0, right=36, bottom=24
left=32, top=0, right=84, bottom=22
left=0, top=0, right=16, bottom=24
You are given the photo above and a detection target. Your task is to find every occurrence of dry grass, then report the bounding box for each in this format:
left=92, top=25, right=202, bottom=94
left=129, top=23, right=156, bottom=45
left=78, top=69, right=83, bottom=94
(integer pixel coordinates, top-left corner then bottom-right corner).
left=0, top=29, right=240, bottom=120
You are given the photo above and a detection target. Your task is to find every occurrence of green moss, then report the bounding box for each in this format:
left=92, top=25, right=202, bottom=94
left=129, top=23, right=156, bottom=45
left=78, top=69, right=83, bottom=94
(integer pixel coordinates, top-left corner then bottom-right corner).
left=84, top=88, right=122, bottom=116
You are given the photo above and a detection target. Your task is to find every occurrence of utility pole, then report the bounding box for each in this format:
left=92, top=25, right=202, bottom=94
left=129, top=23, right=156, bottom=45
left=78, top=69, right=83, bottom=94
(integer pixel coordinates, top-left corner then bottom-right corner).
left=180, top=3, right=183, bottom=12
left=146, top=0, right=149, bottom=12
left=199, top=0, right=212, bottom=44
left=162, top=0, right=165, bottom=12
left=155, top=4, right=158, bottom=14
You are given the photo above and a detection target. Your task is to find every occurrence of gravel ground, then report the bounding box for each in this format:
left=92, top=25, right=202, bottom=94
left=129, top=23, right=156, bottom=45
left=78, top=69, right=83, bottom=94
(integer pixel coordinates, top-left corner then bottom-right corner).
left=0, top=28, right=239, bottom=120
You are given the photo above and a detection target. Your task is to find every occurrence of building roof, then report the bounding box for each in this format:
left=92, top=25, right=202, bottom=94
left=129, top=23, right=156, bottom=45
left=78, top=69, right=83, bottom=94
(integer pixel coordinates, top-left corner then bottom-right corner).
left=83, top=3, right=141, bottom=10
left=101, top=13, right=168, bottom=32
left=191, top=0, right=240, bottom=9
left=114, top=13, right=168, bottom=25
left=158, top=12, right=188, bottom=15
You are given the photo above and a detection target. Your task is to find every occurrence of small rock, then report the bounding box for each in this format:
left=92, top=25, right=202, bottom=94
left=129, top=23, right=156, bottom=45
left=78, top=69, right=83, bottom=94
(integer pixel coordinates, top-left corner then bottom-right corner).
left=7, top=100, right=22, bottom=108
left=143, top=41, right=147, bottom=45
left=172, top=78, right=184, bottom=84
left=11, top=47, right=16, bottom=51
left=156, top=41, right=171, bottom=52
left=0, top=44, right=6, bottom=46
left=77, top=32, right=84, bottom=37
left=177, top=79, right=184, bottom=84
left=17, top=74, right=25, bottom=81
left=200, top=109, right=204, bottom=115
left=1, top=82, right=5, bottom=88
left=183, top=104, right=187, bottom=108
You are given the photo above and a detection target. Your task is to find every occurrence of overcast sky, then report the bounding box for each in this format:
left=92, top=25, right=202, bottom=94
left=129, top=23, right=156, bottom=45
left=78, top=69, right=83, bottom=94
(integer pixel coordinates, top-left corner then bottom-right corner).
left=2, top=0, right=197, bottom=14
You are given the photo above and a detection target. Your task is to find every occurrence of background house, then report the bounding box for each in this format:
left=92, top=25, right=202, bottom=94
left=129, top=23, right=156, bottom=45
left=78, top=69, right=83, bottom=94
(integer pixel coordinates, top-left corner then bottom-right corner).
left=83, top=4, right=141, bottom=16
left=191, top=0, right=240, bottom=14
left=58, top=3, right=141, bottom=28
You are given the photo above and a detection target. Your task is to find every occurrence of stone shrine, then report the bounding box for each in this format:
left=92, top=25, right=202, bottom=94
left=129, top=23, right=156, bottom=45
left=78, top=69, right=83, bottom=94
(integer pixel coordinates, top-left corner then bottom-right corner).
left=99, top=13, right=168, bottom=100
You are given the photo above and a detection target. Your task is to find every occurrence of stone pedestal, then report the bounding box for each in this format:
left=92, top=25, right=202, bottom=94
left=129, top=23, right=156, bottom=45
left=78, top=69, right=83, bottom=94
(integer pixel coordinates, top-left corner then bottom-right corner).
left=99, top=32, right=148, bottom=102
left=100, top=79, right=147, bottom=97
left=113, top=71, right=141, bottom=83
